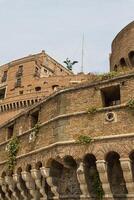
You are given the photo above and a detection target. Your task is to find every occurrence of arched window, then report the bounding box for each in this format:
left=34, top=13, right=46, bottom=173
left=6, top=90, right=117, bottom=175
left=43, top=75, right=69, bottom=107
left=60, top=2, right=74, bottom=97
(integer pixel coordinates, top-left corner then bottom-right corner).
left=129, top=51, right=134, bottom=67
left=120, top=58, right=127, bottom=68
left=114, top=65, right=118, bottom=71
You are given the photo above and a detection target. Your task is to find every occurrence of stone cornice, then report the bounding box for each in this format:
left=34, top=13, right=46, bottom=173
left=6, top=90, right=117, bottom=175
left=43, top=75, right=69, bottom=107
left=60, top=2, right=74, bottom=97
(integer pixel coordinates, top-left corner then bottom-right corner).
left=0, top=131, right=134, bottom=165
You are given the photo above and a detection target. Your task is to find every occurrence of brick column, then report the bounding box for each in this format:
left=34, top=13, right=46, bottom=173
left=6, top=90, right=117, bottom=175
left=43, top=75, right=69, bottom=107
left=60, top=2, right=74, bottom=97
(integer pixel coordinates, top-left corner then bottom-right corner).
left=76, top=162, right=90, bottom=199
left=96, top=160, right=114, bottom=200
left=120, top=158, right=134, bottom=199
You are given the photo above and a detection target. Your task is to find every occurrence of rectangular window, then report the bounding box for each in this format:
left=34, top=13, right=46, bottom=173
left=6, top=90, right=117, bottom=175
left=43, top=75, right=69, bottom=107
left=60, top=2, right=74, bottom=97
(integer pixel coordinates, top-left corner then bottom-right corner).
left=1, top=71, right=7, bottom=82
left=101, top=85, right=121, bottom=107
left=7, top=124, right=14, bottom=139
left=16, top=65, right=23, bottom=77
left=31, top=111, right=39, bottom=128
left=0, top=88, right=6, bottom=100
left=34, top=67, right=40, bottom=77
left=15, top=78, right=21, bottom=88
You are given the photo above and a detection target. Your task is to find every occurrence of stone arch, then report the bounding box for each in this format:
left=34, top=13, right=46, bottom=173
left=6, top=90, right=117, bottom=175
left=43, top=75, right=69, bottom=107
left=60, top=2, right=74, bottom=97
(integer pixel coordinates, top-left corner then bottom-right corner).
left=16, top=167, right=29, bottom=198
left=106, top=151, right=127, bottom=197
left=129, top=150, right=134, bottom=180
left=25, top=164, right=32, bottom=172
left=34, top=161, right=53, bottom=199
left=114, top=65, right=118, bottom=71
left=83, top=154, right=104, bottom=199
left=128, top=51, right=134, bottom=67
left=120, top=57, right=127, bottom=68
left=49, top=156, right=81, bottom=199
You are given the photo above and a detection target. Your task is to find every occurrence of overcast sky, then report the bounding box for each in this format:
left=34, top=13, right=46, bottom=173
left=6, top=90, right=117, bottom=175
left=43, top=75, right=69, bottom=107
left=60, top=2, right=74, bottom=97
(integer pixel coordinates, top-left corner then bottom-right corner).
left=0, top=0, right=134, bottom=73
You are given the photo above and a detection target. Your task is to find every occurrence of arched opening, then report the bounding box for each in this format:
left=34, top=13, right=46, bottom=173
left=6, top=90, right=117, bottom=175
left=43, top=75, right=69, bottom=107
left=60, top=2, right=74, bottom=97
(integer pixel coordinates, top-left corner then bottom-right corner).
left=120, top=58, right=127, bottom=68
left=35, top=162, right=53, bottom=199
left=114, top=65, right=118, bottom=72
left=17, top=167, right=30, bottom=199
left=129, top=51, right=134, bottom=67
left=106, top=151, right=127, bottom=197
left=49, top=156, right=81, bottom=199
left=129, top=151, right=134, bottom=180
left=84, top=154, right=104, bottom=199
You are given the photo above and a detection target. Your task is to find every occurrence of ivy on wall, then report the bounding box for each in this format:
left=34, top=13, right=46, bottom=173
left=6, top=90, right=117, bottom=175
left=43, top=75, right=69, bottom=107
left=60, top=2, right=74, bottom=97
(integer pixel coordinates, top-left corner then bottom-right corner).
left=127, top=98, right=134, bottom=110
left=93, top=171, right=104, bottom=200
left=7, top=136, right=19, bottom=171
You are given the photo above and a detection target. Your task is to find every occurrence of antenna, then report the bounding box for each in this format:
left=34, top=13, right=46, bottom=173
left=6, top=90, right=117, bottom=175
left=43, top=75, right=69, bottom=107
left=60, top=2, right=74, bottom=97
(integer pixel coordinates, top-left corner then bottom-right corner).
left=81, top=33, right=84, bottom=72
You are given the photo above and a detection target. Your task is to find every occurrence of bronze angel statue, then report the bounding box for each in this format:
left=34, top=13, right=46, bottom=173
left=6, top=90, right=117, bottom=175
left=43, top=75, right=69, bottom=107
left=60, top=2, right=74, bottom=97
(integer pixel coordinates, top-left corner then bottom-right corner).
left=63, top=58, right=78, bottom=70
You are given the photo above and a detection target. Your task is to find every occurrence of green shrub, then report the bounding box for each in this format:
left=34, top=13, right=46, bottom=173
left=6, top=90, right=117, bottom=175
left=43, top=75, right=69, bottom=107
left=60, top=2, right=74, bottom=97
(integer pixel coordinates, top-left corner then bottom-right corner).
left=77, top=135, right=92, bottom=144
left=100, top=71, right=118, bottom=80
left=87, top=107, right=97, bottom=115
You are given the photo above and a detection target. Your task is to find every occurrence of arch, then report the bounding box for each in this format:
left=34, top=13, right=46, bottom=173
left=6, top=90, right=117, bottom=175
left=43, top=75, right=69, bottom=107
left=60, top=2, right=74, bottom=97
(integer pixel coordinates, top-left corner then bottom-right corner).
left=25, top=164, right=32, bottom=172
left=35, top=161, right=42, bottom=170
left=120, top=58, right=127, bottom=68
left=63, top=155, right=77, bottom=168
left=114, top=64, right=118, bottom=71
left=129, top=150, right=134, bottom=180
left=49, top=157, right=81, bottom=199
left=83, top=154, right=104, bottom=198
left=106, top=151, right=127, bottom=197
left=128, top=51, right=134, bottom=67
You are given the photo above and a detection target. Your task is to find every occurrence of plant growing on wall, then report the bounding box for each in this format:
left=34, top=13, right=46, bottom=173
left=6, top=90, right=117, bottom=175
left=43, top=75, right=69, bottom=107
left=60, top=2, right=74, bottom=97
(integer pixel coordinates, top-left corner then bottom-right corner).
left=100, top=71, right=118, bottom=81
left=87, top=106, right=97, bottom=115
left=93, top=171, right=104, bottom=200
left=77, top=135, right=92, bottom=144
left=34, top=123, right=40, bottom=135
left=127, top=98, right=134, bottom=110
left=7, top=136, right=19, bottom=171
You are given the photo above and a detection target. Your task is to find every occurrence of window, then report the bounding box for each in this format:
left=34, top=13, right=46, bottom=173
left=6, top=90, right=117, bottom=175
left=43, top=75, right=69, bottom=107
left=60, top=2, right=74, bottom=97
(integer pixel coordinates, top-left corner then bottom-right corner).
left=52, top=85, right=59, bottom=91
left=35, top=86, right=41, bottom=92
left=129, top=51, right=134, bottom=67
left=7, top=124, right=14, bottom=139
left=19, top=90, right=23, bottom=95
left=101, top=85, right=121, bottom=107
left=114, top=65, right=118, bottom=71
left=34, top=67, right=40, bottom=77
left=16, top=65, right=23, bottom=77
left=1, top=71, right=7, bottom=82
left=19, top=65, right=23, bottom=70
left=120, top=58, right=127, bottom=68
left=31, top=111, right=39, bottom=128
left=0, top=88, right=6, bottom=100
left=15, top=78, right=21, bottom=88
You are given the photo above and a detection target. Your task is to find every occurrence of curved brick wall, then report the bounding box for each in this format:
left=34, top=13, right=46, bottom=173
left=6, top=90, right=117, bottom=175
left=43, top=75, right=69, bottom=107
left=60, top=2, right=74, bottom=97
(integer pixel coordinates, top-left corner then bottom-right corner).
left=110, top=21, right=134, bottom=71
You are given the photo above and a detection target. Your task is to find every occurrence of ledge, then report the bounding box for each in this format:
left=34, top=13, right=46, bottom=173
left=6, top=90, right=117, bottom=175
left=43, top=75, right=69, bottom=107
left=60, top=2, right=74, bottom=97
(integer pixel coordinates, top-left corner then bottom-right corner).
left=0, top=131, right=134, bottom=165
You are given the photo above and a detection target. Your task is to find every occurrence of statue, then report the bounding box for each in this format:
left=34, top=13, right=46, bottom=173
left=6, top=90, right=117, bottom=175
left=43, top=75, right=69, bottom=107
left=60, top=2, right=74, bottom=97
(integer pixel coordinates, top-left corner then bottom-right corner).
left=63, top=58, right=78, bottom=71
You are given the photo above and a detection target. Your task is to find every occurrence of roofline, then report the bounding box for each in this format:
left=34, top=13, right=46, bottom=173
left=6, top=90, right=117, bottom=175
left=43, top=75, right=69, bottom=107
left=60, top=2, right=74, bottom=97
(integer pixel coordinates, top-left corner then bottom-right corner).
left=0, top=51, right=73, bottom=75
left=111, top=21, right=134, bottom=49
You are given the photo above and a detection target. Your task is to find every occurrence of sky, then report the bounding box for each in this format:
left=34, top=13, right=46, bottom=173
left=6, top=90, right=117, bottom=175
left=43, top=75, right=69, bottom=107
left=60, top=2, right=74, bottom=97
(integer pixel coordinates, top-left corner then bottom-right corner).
left=0, top=0, right=134, bottom=74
